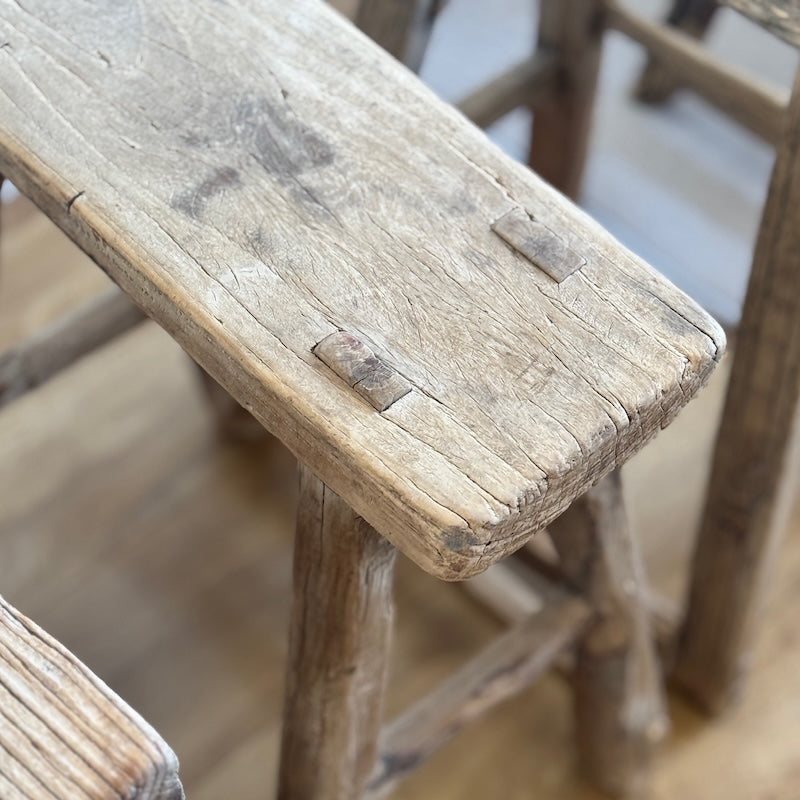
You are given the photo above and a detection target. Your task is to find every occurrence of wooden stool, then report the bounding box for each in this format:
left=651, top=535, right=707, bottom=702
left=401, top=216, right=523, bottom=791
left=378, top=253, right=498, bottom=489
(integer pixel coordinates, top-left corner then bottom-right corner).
left=0, top=594, right=183, bottom=799
left=0, top=0, right=723, bottom=796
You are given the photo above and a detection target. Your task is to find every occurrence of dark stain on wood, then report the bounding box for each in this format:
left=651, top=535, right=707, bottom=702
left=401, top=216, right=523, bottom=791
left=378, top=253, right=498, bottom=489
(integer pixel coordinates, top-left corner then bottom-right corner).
left=237, top=96, right=334, bottom=176
left=172, top=166, right=241, bottom=220
left=313, top=331, right=412, bottom=412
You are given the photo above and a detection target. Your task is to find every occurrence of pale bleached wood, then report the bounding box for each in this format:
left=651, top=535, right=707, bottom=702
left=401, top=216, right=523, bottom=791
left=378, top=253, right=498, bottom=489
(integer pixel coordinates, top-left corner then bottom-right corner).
left=724, top=0, right=800, bottom=46
left=456, top=52, right=559, bottom=129
left=354, top=0, right=444, bottom=71
left=0, top=595, right=183, bottom=800
left=634, top=0, right=720, bottom=105
left=366, top=592, right=592, bottom=800
left=549, top=471, right=668, bottom=798
left=606, top=1, right=788, bottom=144
left=674, top=66, right=800, bottom=714
left=0, top=287, right=144, bottom=406
left=529, top=0, right=604, bottom=199
left=278, top=465, right=396, bottom=800
left=0, top=0, right=723, bottom=579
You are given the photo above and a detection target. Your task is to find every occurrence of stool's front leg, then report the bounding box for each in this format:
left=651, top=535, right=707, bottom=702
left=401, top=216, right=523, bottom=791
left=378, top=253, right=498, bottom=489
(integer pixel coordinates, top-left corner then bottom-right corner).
left=278, top=465, right=397, bottom=800
left=549, top=470, right=668, bottom=798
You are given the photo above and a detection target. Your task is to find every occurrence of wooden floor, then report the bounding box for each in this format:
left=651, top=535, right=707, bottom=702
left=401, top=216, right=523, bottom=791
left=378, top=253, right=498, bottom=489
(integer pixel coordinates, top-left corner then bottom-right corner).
left=2, top=196, right=800, bottom=799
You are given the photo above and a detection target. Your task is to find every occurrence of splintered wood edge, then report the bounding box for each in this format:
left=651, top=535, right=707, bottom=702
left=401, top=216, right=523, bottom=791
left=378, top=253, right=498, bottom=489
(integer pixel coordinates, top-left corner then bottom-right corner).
left=313, top=331, right=412, bottom=412
left=491, top=207, right=586, bottom=282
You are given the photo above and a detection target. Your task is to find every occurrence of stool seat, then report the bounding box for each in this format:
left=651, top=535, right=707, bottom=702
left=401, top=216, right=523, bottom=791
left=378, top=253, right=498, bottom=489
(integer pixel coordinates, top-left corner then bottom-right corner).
left=0, top=595, right=183, bottom=799
left=0, top=0, right=724, bottom=579
left=724, top=0, right=800, bottom=46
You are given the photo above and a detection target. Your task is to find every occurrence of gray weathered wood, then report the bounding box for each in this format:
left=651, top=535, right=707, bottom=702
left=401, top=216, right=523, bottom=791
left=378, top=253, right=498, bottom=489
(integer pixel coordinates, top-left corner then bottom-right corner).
left=0, top=594, right=183, bottom=800
left=607, top=1, right=788, bottom=144
left=529, top=0, right=604, bottom=200
left=549, top=471, right=669, bottom=797
left=278, top=465, right=396, bottom=800
left=0, top=288, right=145, bottom=407
left=635, top=0, right=720, bottom=105
left=457, top=52, right=559, bottom=130
left=0, top=0, right=724, bottom=579
left=674, top=66, right=800, bottom=714
left=724, top=0, right=800, bottom=46
left=366, top=591, right=591, bottom=800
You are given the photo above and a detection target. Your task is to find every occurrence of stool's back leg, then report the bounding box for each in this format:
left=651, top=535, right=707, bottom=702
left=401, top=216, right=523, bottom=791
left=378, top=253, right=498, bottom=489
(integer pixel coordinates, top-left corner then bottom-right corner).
left=549, top=470, right=668, bottom=797
left=528, top=0, right=604, bottom=200
left=354, top=0, right=445, bottom=72
left=278, top=464, right=397, bottom=800
left=634, top=0, right=720, bottom=104
left=674, top=65, right=800, bottom=715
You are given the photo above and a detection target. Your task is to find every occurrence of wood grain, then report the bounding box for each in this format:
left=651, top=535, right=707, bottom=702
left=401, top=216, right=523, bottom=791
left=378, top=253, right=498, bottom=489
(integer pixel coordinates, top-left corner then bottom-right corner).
left=277, top=466, right=396, bottom=800
left=674, top=66, right=800, bottom=714
left=549, top=471, right=668, bottom=797
left=724, top=0, right=800, bottom=46
left=606, top=1, right=788, bottom=145
left=0, top=0, right=723, bottom=579
left=0, top=594, right=183, bottom=799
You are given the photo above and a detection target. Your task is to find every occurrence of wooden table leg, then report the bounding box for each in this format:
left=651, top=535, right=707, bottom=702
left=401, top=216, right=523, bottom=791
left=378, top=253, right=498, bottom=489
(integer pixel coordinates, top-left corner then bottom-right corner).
left=277, top=464, right=397, bottom=800
left=549, top=470, right=668, bottom=797
left=673, top=66, right=800, bottom=715
left=528, top=0, right=604, bottom=200
left=634, top=0, right=719, bottom=104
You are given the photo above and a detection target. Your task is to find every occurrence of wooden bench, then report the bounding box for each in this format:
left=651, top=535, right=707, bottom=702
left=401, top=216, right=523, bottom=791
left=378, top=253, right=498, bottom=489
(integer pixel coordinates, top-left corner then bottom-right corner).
left=0, top=0, right=724, bottom=796
left=0, top=594, right=183, bottom=799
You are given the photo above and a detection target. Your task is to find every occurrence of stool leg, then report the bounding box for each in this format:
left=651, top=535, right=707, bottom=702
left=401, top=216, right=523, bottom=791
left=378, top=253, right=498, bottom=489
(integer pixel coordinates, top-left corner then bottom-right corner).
left=549, top=471, right=668, bottom=797
left=673, top=67, right=800, bottom=715
left=528, top=0, right=604, bottom=200
left=354, top=0, right=445, bottom=72
left=277, top=465, right=396, bottom=800
left=634, top=0, right=719, bottom=105
left=195, top=367, right=269, bottom=442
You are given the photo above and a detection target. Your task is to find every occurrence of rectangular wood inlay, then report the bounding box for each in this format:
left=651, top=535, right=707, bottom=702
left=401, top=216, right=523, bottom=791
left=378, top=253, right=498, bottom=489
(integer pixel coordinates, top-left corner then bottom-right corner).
left=313, top=331, right=412, bottom=412
left=491, top=208, right=586, bottom=282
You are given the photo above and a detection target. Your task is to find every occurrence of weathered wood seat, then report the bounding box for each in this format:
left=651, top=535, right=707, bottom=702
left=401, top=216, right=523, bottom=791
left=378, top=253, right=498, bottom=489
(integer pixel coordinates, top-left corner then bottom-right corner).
left=0, top=0, right=727, bottom=796
left=0, top=594, right=183, bottom=799
left=0, top=0, right=722, bottom=581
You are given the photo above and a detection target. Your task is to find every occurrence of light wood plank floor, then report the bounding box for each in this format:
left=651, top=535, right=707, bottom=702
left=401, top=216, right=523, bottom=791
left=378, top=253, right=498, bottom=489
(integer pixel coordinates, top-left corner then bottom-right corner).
left=1, top=196, right=799, bottom=799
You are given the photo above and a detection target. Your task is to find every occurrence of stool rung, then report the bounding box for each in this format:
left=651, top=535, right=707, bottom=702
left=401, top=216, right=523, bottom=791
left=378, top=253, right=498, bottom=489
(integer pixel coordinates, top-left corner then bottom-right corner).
left=366, top=590, right=591, bottom=799
left=0, top=288, right=145, bottom=407
left=606, top=1, right=787, bottom=144
left=457, top=51, right=559, bottom=129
